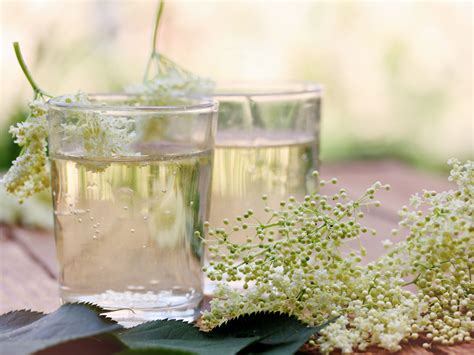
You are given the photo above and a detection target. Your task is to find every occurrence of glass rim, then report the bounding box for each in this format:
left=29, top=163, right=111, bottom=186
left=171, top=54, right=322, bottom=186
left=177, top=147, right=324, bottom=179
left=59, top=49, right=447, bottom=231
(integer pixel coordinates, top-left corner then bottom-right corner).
left=48, top=93, right=219, bottom=114
left=211, top=81, right=322, bottom=97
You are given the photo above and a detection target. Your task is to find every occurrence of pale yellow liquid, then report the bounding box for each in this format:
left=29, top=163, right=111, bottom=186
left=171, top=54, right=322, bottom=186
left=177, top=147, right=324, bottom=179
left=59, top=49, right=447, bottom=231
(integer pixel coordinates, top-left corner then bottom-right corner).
left=206, top=131, right=317, bottom=291
left=51, top=148, right=213, bottom=323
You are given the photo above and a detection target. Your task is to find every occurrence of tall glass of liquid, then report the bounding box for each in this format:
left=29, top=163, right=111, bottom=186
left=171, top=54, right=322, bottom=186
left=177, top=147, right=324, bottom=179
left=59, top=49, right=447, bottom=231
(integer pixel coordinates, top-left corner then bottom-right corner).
left=207, top=83, right=321, bottom=292
left=47, top=94, right=218, bottom=325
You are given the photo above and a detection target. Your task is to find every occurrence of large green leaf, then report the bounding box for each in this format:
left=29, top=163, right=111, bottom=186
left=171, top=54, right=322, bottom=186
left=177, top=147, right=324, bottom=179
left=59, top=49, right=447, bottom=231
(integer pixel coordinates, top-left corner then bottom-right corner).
left=0, top=303, right=122, bottom=355
left=117, top=318, right=259, bottom=355
left=211, top=311, right=325, bottom=355
left=118, top=312, right=330, bottom=355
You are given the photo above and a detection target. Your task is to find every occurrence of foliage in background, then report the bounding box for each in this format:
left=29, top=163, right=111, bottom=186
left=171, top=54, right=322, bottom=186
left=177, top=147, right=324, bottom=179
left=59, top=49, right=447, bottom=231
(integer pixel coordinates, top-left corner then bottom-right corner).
left=0, top=107, right=24, bottom=171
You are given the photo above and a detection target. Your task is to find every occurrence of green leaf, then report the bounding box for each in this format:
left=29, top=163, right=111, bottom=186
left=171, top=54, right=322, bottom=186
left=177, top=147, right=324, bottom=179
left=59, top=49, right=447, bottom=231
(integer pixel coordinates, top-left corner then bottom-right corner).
left=118, top=312, right=331, bottom=355
left=211, top=311, right=325, bottom=355
left=117, top=318, right=259, bottom=355
left=0, top=303, right=122, bottom=355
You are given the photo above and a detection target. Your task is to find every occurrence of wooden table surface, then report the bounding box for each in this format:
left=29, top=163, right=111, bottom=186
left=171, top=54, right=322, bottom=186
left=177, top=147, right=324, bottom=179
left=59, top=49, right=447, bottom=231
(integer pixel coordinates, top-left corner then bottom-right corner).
left=0, top=160, right=472, bottom=354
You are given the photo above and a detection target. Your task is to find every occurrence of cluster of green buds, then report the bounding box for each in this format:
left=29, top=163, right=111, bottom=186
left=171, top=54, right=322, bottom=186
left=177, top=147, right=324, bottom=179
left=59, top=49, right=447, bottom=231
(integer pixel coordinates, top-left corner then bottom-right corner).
left=198, top=173, right=388, bottom=331
left=200, top=160, right=473, bottom=354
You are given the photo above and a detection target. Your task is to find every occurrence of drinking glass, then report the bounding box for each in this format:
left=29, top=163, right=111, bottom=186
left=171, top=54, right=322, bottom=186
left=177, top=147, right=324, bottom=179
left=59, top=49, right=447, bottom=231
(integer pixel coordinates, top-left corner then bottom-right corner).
left=47, top=94, right=218, bottom=325
left=206, top=82, right=322, bottom=292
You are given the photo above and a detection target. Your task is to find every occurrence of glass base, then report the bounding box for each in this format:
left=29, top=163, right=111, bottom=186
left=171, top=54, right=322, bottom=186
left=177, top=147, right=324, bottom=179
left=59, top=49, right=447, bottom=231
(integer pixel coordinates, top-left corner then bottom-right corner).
left=102, top=306, right=200, bottom=327
left=61, top=290, right=202, bottom=327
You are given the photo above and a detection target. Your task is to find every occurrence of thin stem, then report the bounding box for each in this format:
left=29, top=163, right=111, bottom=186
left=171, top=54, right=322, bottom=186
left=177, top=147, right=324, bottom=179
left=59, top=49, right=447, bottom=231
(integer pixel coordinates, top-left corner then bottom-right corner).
left=13, top=42, right=51, bottom=98
left=143, top=0, right=165, bottom=82
left=402, top=272, right=421, bottom=287
left=151, top=0, right=165, bottom=55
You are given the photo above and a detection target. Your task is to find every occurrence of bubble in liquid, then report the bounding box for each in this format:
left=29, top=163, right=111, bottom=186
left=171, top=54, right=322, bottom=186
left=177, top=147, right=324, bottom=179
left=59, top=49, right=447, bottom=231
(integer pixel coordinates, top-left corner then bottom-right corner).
left=90, top=216, right=94, bottom=221
left=86, top=209, right=91, bottom=213
left=161, top=189, right=167, bottom=193
left=149, top=279, right=159, bottom=285
left=78, top=218, right=83, bottom=223
left=123, top=206, right=128, bottom=210
left=143, top=215, right=148, bottom=220
left=92, top=235, right=98, bottom=239
left=190, top=201, right=194, bottom=206
left=130, top=228, right=135, bottom=233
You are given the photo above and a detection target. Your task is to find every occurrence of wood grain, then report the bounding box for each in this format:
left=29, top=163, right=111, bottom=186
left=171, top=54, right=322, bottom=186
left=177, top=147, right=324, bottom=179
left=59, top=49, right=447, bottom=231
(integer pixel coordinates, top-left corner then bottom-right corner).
left=0, top=226, right=59, bottom=314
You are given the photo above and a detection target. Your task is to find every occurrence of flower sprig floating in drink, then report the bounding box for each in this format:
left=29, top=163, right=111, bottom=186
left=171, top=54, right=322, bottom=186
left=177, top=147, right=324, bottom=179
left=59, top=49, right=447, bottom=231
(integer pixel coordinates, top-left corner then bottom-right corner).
left=200, top=159, right=473, bottom=353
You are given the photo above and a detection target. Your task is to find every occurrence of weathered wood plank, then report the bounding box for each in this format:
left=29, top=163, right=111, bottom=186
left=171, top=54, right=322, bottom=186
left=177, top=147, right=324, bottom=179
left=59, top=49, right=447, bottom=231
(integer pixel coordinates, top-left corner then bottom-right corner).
left=13, top=227, right=58, bottom=277
left=0, top=227, right=59, bottom=313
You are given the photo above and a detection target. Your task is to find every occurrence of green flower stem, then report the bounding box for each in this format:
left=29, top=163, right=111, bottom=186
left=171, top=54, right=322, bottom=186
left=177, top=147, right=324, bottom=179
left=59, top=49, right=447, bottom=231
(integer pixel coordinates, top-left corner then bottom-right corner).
left=143, top=0, right=165, bottom=82
left=13, top=42, right=51, bottom=98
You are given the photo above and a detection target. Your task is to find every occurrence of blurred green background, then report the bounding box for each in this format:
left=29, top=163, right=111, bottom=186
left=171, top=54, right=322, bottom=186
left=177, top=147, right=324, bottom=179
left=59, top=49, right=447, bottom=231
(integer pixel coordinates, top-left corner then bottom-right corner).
left=0, top=0, right=473, bottom=172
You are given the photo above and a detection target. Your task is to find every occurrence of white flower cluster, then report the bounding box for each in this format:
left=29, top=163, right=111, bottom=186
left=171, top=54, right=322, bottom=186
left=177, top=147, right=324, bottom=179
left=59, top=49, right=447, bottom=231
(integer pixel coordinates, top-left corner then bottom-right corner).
left=3, top=93, right=140, bottom=201
left=2, top=100, right=50, bottom=202
left=59, top=93, right=137, bottom=157
left=200, top=176, right=388, bottom=329
left=126, top=54, right=214, bottom=100
left=200, top=161, right=474, bottom=353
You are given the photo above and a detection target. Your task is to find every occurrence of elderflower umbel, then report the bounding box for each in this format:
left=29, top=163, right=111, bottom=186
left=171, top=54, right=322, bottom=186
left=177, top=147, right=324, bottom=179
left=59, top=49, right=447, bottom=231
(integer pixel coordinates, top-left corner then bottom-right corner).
left=3, top=92, right=142, bottom=200
left=126, top=54, right=214, bottom=99
left=200, top=160, right=474, bottom=353
left=200, top=176, right=387, bottom=330
left=56, top=93, right=137, bottom=157
left=2, top=100, right=50, bottom=202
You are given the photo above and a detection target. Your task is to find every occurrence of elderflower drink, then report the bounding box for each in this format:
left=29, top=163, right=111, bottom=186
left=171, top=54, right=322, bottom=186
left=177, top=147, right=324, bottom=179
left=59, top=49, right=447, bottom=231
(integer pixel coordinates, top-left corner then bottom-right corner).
left=47, top=94, right=218, bottom=325
left=206, top=83, right=321, bottom=292
left=211, top=130, right=316, bottom=228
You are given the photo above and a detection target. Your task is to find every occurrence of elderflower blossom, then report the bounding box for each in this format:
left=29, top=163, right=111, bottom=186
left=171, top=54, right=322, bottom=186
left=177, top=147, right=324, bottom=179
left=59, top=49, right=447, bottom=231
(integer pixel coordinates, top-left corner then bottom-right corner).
left=3, top=92, right=141, bottom=201
left=200, top=177, right=388, bottom=330
left=125, top=54, right=214, bottom=99
left=201, top=160, right=474, bottom=353
left=2, top=100, right=49, bottom=202
left=57, top=93, right=137, bottom=157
